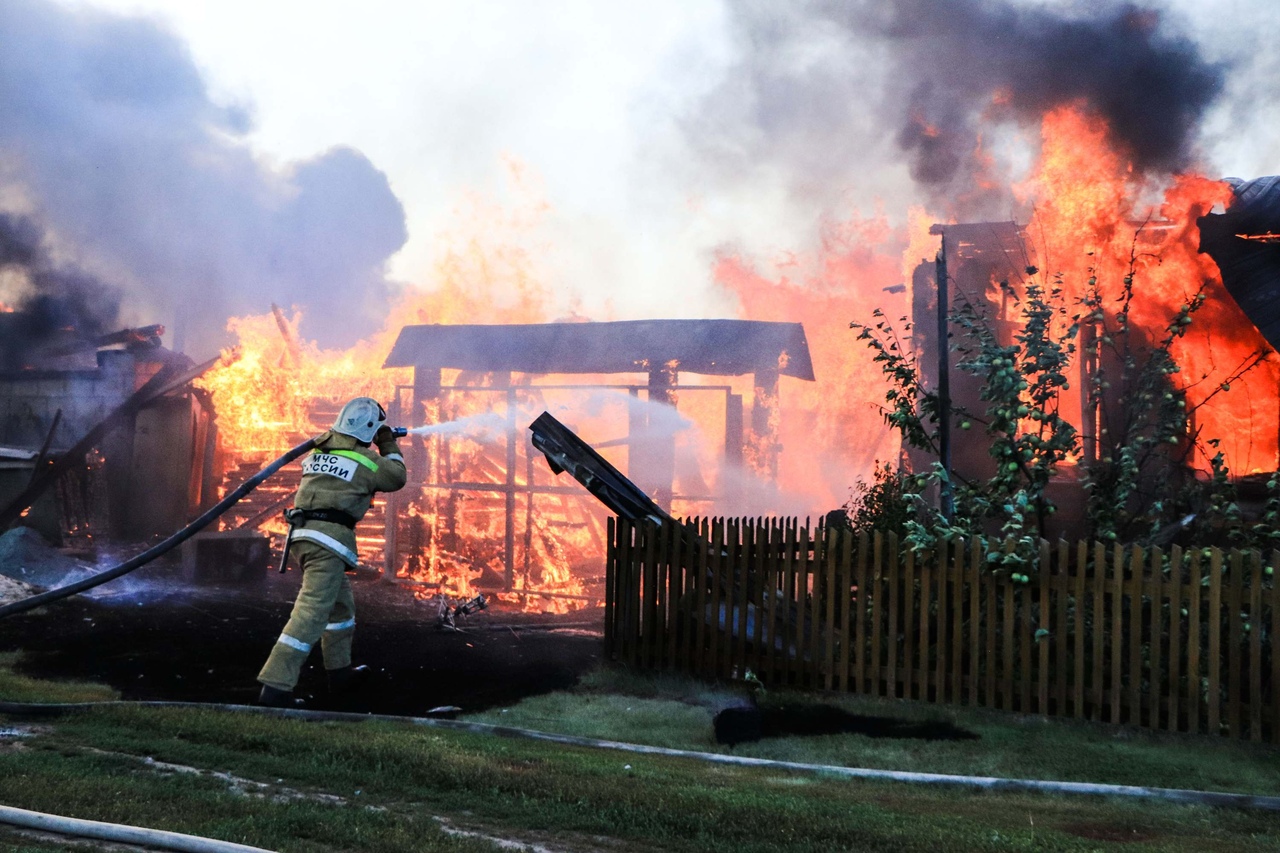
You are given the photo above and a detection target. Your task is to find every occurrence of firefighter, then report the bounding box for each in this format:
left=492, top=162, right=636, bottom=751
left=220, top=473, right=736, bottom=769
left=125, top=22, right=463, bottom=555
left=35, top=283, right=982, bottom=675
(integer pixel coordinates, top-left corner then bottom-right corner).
left=257, top=397, right=407, bottom=707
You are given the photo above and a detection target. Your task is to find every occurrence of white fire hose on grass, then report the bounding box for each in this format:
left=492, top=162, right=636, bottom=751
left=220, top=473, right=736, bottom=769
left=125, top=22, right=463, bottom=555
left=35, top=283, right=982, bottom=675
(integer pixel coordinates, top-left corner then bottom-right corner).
left=3, top=699, right=1280, bottom=813
left=0, top=803, right=274, bottom=852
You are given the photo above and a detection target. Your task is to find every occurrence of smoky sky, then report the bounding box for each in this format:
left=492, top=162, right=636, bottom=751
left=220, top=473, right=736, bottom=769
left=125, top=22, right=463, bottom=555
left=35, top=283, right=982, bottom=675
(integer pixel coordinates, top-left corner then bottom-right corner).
left=690, top=0, right=1228, bottom=217
left=856, top=1, right=1225, bottom=176
left=0, top=0, right=408, bottom=356
left=0, top=211, right=122, bottom=369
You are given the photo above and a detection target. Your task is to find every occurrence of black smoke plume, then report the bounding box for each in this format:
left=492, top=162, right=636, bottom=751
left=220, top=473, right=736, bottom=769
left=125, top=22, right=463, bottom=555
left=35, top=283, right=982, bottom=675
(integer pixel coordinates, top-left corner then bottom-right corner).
left=843, top=0, right=1226, bottom=186
left=688, top=1, right=1228, bottom=217
left=0, top=212, right=122, bottom=371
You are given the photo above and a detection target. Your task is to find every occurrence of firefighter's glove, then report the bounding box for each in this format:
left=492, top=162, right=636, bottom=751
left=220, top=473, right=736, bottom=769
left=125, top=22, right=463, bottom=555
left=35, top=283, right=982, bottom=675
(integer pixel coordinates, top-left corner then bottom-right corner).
left=374, top=425, right=401, bottom=457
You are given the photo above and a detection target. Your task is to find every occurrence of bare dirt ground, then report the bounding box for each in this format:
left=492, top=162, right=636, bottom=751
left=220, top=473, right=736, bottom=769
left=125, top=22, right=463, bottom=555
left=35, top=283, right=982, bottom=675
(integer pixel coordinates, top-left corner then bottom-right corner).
left=0, top=558, right=605, bottom=715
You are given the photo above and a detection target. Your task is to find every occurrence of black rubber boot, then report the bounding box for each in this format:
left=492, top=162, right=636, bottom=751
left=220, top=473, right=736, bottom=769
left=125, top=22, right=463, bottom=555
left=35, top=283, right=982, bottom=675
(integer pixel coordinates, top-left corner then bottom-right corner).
left=327, top=664, right=371, bottom=696
left=258, top=684, right=306, bottom=708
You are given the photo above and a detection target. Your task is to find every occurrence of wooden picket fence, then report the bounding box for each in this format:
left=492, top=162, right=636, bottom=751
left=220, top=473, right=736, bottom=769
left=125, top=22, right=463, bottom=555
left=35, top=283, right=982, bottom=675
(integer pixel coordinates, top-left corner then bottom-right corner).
left=605, top=516, right=1280, bottom=741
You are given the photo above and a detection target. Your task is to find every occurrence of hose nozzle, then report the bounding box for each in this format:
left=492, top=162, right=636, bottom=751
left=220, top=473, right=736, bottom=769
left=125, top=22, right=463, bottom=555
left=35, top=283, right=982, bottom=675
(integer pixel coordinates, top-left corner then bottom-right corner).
left=390, top=426, right=408, bottom=438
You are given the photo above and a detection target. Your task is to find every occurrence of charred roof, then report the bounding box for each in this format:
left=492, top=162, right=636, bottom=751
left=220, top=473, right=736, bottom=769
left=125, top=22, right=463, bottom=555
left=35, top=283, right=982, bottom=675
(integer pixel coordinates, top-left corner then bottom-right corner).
left=383, top=320, right=815, bottom=381
left=1198, top=175, right=1280, bottom=352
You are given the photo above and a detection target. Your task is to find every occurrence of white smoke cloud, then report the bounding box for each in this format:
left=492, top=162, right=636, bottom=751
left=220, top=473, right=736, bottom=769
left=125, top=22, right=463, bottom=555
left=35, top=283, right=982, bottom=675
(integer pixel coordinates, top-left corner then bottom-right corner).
left=0, top=0, right=407, bottom=356
left=6, top=0, right=1279, bottom=357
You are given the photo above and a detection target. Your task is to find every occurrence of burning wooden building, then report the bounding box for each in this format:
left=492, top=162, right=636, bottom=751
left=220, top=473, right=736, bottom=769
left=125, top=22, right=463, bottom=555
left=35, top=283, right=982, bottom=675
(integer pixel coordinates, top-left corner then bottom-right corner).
left=376, top=319, right=814, bottom=604
left=0, top=319, right=218, bottom=544
left=202, top=318, right=813, bottom=608
left=903, top=173, right=1280, bottom=539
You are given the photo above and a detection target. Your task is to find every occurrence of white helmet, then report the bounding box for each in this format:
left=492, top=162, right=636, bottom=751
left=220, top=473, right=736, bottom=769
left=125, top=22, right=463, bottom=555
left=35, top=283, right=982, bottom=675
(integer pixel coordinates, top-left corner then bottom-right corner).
left=332, top=397, right=386, bottom=443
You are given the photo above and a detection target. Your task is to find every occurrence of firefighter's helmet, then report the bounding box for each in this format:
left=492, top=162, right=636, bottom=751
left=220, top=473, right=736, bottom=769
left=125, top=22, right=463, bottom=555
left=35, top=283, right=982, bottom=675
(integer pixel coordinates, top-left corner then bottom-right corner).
left=332, top=397, right=386, bottom=443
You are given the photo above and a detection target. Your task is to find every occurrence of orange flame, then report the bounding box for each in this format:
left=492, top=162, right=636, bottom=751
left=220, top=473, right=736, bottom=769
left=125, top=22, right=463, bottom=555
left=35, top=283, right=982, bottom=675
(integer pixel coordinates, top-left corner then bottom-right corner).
left=198, top=110, right=1278, bottom=599
left=1019, top=106, right=1275, bottom=473
left=197, top=194, right=596, bottom=612
left=714, top=212, right=910, bottom=512
left=714, top=103, right=1277, bottom=509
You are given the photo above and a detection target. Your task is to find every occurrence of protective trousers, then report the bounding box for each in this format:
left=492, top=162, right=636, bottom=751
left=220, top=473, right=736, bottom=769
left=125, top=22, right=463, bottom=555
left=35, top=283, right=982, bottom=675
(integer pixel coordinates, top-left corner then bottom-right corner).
left=257, top=540, right=356, bottom=691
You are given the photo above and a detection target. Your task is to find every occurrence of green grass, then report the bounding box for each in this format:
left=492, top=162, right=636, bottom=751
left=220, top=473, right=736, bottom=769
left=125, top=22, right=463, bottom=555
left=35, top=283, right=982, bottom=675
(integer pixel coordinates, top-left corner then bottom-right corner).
left=467, top=667, right=1280, bottom=796
left=2, top=656, right=1280, bottom=851
left=0, top=652, right=117, bottom=703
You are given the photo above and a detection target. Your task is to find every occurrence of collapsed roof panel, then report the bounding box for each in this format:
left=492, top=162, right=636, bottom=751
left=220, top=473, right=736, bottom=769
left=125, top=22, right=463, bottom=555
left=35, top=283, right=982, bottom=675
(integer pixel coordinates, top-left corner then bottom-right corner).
left=383, top=319, right=816, bottom=381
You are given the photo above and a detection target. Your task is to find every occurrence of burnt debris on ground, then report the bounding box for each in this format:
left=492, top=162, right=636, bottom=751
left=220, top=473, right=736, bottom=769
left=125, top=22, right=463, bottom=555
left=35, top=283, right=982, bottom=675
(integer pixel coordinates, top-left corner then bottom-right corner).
left=713, top=704, right=980, bottom=747
left=0, top=559, right=604, bottom=716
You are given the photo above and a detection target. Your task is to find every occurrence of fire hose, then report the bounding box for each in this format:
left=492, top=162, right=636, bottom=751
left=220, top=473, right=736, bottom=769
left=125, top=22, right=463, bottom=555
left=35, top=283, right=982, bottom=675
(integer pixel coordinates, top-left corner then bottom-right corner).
left=0, top=427, right=413, bottom=621
left=0, top=437, right=322, bottom=620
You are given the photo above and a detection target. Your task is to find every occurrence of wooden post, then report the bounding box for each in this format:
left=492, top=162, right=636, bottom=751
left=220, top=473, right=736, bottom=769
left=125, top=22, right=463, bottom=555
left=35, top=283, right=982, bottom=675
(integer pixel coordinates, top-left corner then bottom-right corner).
left=724, top=393, right=744, bottom=470
left=383, top=395, right=401, bottom=580
left=1151, top=546, right=1165, bottom=730
left=837, top=524, right=852, bottom=693
left=1249, top=549, right=1263, bottom=742
left=642, top=520, right=659, bottom=669
left=795, top=524, right=812, bottom=687
left=1073, top=540, right=1086, bottom=720
left=1208, top=547, right=1224, bottom=735
left=645, top=364, right=678, bottom=511
left=918, top=546, right=933, bottom=701
left=1187, top=547, right=1203, bottom=735
left=694, top=519, right=711, bottom=676
left=621, top=520, right=637, bottom=667
left=1110, top=543, right=1125, bottom=724
left=1039, top=539, right=1052, bottom=715
left=1092, top=542, right=1107, bottom=721
left=502, top=377, right=518, bottom=590
left=753, top=519, right=769, bottom=677
left=1127, top=546, right=1145, bottom=726
left=808, top=522, right=823, bottom=688
left=410, top=365, right=440, bottom=479
left=854, top=531, right=870, bottom=694
left=985, top=545, right=997, bottom=707
left=1020, top=558, right=1033, bottom=713
left=932, top=542, right=948, bottom=703
left=1228, top=550, right=1244, bottom=738
left=1002, top=566, right=1015, bottom=711
left=825, top=524, right=840, bottom=691
left=871, top=532, right=884, bottom=697
left=936, top=233, right=953, bottom=519
left=731, top=518, right=747, bottom=677
left=969, top=538, right=981, bottom=707
left=665, top=520, right=681, bottom=671
left=763, top=519, right=781, bottom=683
left=707, top=520, right=724, bottom=677
left=951, top=540, right=964, bottom=704
left=1053, top=539, right=1068, bottom=716
left=902, top=544, right=916, bottom=699
left=750, top=368, right=780, bottom=483
left=605, top=517, right=617, bottom=658
left=1271, top=550, right=1280, bottom=744
left=887, top=533, right=901, bottom=697
left=780, top=521, right=797, bottom=685
left=1168, top=545, right=1184, bottom=732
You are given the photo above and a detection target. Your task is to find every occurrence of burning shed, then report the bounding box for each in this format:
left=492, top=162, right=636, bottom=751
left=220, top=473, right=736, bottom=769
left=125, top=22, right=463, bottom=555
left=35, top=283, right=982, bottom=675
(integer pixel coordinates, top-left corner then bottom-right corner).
left=0, top=319, right=218, bottom=544
left=903, top=175, right=1280, bottom=540
left=378, top=319, right=814, bottom=605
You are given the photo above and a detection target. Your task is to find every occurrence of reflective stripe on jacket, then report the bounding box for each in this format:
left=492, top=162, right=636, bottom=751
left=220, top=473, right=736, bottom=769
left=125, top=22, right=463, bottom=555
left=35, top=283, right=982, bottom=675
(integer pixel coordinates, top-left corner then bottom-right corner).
left=293, top=429, right=407, bottom=566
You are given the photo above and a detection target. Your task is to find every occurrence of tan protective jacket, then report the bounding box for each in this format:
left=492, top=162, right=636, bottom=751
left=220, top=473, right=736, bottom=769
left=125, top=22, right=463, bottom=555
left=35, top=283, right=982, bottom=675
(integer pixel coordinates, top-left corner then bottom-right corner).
left=290, top=429, right=407, bottom=567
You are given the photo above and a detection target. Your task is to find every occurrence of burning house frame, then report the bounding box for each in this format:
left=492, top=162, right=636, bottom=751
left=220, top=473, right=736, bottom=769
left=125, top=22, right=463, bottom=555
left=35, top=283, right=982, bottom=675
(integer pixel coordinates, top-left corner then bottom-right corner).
left=376, top=319, right=814, bottom=604
left=904, top=175, right=1280, bottom=538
